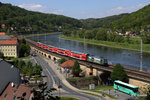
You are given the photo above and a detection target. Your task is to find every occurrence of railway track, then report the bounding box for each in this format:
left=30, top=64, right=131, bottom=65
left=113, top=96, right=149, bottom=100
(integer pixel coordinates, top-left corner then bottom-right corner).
left=26, top=38, right=150, bottom=83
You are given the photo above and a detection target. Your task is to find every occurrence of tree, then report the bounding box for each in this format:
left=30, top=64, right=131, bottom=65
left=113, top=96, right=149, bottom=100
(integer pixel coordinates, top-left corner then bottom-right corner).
left=19, top=39, right=31, bottom=57
left=147, top=84, right=150, bottom=100
left=72, top=61, right=82, bottom=77
left=31, top=82, right=60, bottom=100
left=59, top=58, right=67, bottom=64
left=0, top=52, right=4, bottom=59
left=111, top=63, right=128, bottom=83
left=17, top=60, right=26, bottom=69
left=33, top=64, right=42, bottom=75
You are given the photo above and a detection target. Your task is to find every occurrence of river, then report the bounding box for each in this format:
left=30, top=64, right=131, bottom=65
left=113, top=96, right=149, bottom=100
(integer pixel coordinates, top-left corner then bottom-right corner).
left=28, top=33, right=150, bottom=72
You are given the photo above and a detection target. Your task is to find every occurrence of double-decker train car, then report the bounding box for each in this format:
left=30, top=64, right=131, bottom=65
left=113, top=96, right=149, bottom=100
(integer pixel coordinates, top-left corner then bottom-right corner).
left=71, top=51, right=88, bottom=60
left=36, top=42, right=108, bottom=66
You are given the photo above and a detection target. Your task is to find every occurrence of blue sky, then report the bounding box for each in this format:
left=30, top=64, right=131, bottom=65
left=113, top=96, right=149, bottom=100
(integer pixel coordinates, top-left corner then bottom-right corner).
left=0, top=0, right=150, bottom=19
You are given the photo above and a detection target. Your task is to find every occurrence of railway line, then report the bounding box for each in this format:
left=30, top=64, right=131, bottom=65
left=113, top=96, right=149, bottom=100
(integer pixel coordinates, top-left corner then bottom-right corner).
left=26, top=38, right=150, bottom=83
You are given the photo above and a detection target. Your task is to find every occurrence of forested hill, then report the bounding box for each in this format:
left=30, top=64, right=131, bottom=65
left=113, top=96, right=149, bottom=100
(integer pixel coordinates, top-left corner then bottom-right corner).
left=82, top=4, right=150, bottom=31
left=82, top=13, right=128, bottom=29
left=112, top=4, right=150, bottom=31
left=0, top=2, right=82, bottom=34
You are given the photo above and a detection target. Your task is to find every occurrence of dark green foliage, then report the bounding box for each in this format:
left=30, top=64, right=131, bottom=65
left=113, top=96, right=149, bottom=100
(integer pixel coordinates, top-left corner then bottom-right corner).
left=142, top=32, right=150, bottom=44
left=72, top=61, right=82, bottom=77
left=31, top=82, right=59, bottom=100
left=0, top=52, right=4, bottom=59
left=147, top=85, right=150, bottom=100
left=63, top=28, right=125, bottom=43
left=19, top=38, right=30, bottom=57
left=110, top=64, right=128, bottom=83
left=82, top=13, right=128, bottom=29
left=13, top=59, right=42, bottom=76
left=33, top=64, right=42, bottom=75
left=112, top=4, right=150, bottom=31
left=59, top=58, right=67, bottom=64
left=0, top=2, right=82, bottom=34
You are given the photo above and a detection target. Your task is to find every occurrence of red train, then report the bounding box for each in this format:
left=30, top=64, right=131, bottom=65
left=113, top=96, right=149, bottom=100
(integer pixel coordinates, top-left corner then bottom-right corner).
left=36, top=42, right=88, bottom=60
left=36, top=42, right=108, bottom=66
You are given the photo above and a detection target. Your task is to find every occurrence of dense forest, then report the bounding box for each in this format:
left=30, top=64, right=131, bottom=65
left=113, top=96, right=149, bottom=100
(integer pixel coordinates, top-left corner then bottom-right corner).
left=63, top=4, right=150, bottom=44
left=112, top=4, right=150, bottom=32
left=0, top=2, right=82, bottom=35
left=81, top=13, right=128, bottom=29
left=82, top=4, right=150, bottom=32
left=0, top=1, right=150, bottom=38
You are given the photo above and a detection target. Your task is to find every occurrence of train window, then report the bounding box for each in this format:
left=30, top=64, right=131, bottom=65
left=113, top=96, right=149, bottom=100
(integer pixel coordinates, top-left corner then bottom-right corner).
left=82, top=56, right=86, bottom=58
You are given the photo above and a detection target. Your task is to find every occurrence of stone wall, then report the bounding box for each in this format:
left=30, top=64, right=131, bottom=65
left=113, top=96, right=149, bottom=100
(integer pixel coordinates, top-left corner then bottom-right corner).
left=129, top=78, right=150, bottom=94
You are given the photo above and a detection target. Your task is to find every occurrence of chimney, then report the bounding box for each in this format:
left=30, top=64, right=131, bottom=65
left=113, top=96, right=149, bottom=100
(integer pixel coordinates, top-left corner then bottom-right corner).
left=11, top=82, right=15, bottom=87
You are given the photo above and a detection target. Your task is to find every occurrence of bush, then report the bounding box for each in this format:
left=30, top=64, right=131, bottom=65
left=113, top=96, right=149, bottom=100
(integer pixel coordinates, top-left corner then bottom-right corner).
left=59, top=58, right=67, bottom=64
left=110, top=63, right=128, bottom=83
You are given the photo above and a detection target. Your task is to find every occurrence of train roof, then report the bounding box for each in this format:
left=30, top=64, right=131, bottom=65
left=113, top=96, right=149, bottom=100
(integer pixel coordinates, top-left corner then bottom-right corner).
left=71, top=51, right=88, bottom=55
left=37, top=42, right=88, bottom=55
left=115, top=80, right=138, bottom=88
left=88, top=55, right=106, bottom=59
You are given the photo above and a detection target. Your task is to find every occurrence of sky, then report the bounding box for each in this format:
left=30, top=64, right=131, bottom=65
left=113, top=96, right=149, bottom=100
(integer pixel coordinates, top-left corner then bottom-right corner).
left=0, top=0, right=150, bottom=19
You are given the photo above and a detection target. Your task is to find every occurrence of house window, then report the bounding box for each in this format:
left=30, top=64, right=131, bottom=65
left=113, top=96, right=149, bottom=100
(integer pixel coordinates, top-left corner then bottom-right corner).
left=13, top=96, right=16, bottom=100
left=4, top=93, right=7, bottom=98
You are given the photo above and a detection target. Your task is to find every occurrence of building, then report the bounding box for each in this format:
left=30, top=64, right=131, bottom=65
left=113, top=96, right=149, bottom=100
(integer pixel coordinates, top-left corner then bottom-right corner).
left=61, top=60, right=74, bottom=74
left=0, top=32, right=6, bottom=36
left=0, top=35, right=18, bottom=58
left=0, top=83, right=33, bottom=100
left=0, top=59, right=20, bottom=96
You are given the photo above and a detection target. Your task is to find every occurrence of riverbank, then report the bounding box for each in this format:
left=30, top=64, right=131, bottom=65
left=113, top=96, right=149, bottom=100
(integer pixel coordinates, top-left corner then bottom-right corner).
left=61, top=36, right=150, bottom=53
left=23, top=32, right=61, bottom=38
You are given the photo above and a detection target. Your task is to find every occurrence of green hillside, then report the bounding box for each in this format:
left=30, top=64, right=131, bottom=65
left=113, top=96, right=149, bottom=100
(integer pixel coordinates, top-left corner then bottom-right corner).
left=0, top=2, right=82, bottom=35
left=82, top=14, right=128, bottom=29
left=112, top=4, right=150, bottom=31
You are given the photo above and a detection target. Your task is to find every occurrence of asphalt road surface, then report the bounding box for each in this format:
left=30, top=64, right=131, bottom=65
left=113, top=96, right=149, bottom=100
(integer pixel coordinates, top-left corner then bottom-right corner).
left=33, top=54, right=101, bottom=100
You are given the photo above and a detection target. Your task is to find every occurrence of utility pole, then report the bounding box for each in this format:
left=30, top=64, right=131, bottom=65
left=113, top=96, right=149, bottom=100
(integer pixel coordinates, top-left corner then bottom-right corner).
left=45, top=32, right=46, bottom=44
left=140, top=39, right=143, bottom=71
left=84, top=36, right=85, bottom=53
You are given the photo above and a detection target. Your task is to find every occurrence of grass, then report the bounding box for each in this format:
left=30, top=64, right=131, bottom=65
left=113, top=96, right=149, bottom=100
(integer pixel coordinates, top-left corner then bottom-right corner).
left=83, top=85, right=116, bottom=99
left=82, top=92, right=102, bottom=98
left=94, top=85, right=114, bottom=90
left=92, top=90, right=117, bottom=99
left=23, top=32, right=60, bottom=38
left=67, top=76, right=98, bottom=82
left=61, top=36, right=150, bottom=53
left=60, top=97, right=79, bottom=100
left=137, top=96, right=147, bottom=100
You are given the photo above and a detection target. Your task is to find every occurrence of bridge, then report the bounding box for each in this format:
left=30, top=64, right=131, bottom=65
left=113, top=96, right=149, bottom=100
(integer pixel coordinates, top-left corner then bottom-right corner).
left=26, top=38, right=150, bottom=90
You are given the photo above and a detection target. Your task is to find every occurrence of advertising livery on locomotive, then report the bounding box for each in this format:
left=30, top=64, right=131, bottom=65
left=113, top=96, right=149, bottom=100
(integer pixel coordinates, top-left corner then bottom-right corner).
left=36, top=42, right=108, bottom=66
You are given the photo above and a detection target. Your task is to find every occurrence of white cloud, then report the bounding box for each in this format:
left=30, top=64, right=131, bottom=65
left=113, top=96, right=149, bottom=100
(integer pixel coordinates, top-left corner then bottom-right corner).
left=18, top=3, right=64, bottom=15
left=18, top=3, right=46, bottom=12
left=51, top=9, right=64, bottom=14
left=108, top=4, right=147, bottom=15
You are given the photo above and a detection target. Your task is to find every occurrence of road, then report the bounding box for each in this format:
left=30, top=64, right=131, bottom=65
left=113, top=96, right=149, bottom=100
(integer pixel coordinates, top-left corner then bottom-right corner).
left=33, top=54, right=101, bottom=100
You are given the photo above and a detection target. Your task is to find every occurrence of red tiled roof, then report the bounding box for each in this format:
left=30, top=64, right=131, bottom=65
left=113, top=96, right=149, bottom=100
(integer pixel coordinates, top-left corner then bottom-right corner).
left=0, top=36, right=18, bottom=45
left=0, top=40, right=17, bottom=45
left=61, top=60, right=74, bottom=68
left=0, top=83, right=33, bottom=100
left=0, top=32, right=6, bottom=36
